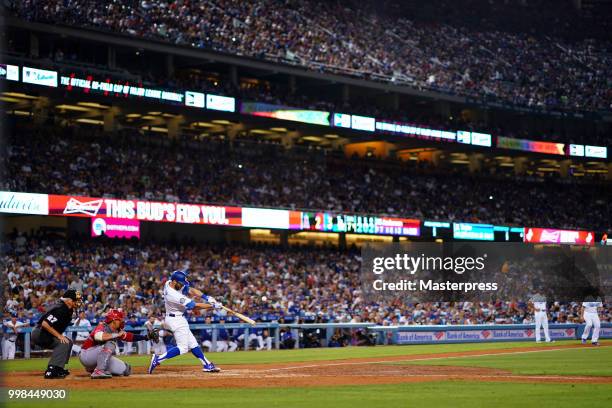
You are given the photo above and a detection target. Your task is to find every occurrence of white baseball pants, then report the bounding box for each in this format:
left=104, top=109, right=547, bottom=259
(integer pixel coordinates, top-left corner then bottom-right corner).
left=534, top=311, right=551, bottom=342
left=582, top=312, right=601, bottom=343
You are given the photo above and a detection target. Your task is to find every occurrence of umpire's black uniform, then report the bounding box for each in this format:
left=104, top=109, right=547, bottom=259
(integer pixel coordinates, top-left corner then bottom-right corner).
left=31, top=289, right=80, bottom=379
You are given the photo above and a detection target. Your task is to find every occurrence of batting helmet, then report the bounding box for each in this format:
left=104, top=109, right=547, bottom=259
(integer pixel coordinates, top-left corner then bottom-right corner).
left=170, top=270, right=190, bottom=286
left=105, top=309, right=125, bottom=328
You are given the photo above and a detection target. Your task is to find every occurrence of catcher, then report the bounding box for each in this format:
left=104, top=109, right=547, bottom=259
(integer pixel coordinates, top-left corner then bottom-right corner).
left=79, top=309, right=159, bottom=379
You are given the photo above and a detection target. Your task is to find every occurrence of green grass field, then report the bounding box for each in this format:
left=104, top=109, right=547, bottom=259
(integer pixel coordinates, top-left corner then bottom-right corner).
left=2, top=340, right=611, bottom=408
left=0, top=340, right=586, bottom=372
left=398, top=344, right=612, bottom=376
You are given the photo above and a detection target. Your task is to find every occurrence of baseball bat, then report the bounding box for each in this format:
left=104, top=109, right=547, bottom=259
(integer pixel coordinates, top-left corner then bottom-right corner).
left=220, top=305, right=256, bottom=326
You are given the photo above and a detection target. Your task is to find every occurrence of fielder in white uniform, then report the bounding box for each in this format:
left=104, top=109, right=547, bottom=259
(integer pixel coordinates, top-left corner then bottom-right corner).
left=71, top=311, right=92, bottom=355
left=529, top=294, right=552, bottom=343
left=581, top=300, right=603, bottom=346
left=2, top=316, right=27, bottom=360
left=148, top=270, right=222, bottom=373
left=145, top=315, right=166, bottom=355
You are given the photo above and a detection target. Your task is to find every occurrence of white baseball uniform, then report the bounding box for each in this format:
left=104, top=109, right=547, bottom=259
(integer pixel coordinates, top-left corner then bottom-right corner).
left=71, top=317, right=92, bottom=355
left=217, top=340, right=238, bottom=352
left=162, top=281, right=199, bottom=354
left=145, top=319, right=166, bottom=355
left=237, top=332, right=265, bottom=350
left=2, top=320, right=26, bottom=360
left=581, top=301, right=602, bottom=343
left=532, top=301, right=551, bottom=342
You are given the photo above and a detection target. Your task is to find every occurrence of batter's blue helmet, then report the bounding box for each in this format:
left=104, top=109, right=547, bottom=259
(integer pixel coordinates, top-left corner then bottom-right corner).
left=170, top=270, right=190, bottom=286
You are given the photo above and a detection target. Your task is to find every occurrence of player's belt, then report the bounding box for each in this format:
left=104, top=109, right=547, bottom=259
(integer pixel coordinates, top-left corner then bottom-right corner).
left=166, top=313, right=184, bottom=317
left=535, top=309, right=545, bottom=312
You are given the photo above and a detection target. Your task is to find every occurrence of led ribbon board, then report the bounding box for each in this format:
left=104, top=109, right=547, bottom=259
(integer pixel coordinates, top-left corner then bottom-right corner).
left=497, top=136, right=564, bottom=155
left=376, top=121, right=456, bottom=142
left=241, top=102, right=330, bottom=126
left=453, top=223, right=495, bottom=241
left=290, top=211, right=420, bottom=236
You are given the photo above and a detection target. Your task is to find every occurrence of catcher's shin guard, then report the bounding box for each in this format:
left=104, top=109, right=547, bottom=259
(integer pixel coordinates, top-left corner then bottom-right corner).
left=96, top=347, right=113, bottom=372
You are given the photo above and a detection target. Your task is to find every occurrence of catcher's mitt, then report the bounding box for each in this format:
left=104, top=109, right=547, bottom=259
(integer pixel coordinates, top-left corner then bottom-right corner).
left=147, top=328, right=160, bottom=342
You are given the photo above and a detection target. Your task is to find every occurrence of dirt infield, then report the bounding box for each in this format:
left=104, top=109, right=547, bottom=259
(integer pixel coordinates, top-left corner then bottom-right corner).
left=6, top=344, right=612, bottom=390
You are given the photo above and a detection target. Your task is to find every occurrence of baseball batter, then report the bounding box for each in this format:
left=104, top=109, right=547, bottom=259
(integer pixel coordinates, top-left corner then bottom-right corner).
left=148, top=270, right=221, bottom=374
left=581, top=299, right=603, bottom=346
left=529, top=293, right=552, bottom=343
left=79, top=309, right=158, bottom=379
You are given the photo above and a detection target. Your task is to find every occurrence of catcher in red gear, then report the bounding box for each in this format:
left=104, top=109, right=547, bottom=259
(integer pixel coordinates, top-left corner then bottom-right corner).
left=79, top=309, right=159, bottom=379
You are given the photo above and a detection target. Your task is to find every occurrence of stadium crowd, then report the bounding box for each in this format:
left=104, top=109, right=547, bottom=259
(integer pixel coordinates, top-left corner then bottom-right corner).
left=3, top=233, right=609, bottom=355
left=9, top=0, right=612, bottom=112
left=3, top=123, right=610, bottom=231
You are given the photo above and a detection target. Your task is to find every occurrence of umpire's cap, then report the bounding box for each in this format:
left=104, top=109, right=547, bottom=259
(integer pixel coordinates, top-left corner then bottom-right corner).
left=170, top=270, right=190, bottom=286
left=62, top=289, right=79, bottom=301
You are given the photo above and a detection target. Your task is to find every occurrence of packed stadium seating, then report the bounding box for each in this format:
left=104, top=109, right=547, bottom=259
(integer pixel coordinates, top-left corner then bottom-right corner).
left=4, top=233, right=609, bottom=329
left=9, top=0, right=612, bottom=112
left=3, top=121, right=609, bottom=231
left=2, top=1, right=611, bottom=360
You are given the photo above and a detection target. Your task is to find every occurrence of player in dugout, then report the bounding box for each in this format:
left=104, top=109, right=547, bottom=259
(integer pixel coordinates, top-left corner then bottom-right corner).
left=31, top=289, right=82, bottom=379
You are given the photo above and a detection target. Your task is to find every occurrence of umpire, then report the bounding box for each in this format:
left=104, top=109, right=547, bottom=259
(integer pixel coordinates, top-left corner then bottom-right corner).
left=31, top=289, right=82, bottom=379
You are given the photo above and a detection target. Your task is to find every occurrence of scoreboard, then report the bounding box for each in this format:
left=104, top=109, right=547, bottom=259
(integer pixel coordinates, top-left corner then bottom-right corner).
left=293, top=212, right=420, bottom=236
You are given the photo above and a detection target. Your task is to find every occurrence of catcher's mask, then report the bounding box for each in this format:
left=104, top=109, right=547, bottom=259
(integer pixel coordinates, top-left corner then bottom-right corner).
left=105, top=309, right=126, bottom=329
left=62, top=289, right=84, bottom=311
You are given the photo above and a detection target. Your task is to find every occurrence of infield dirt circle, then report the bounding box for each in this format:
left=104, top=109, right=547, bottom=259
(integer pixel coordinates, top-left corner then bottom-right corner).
left=6, top=344, right=612, bottom=390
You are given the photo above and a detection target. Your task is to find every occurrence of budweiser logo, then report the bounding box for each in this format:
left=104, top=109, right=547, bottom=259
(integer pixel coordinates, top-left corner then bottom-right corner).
left=63, top=198, right=103, bottom=216
left=540, top=230, right=561, bottom=243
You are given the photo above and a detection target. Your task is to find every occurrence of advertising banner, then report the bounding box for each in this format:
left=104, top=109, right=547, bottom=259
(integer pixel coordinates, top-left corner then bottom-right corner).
left=585, top=145, right=607, bottom=159
left=0, top=64, right=19, bottom=81
left=396, top=326, right=578, bottom=344
left=48, top=195, right=242, bottom=226
left=22, top=66, right=58, bottom=87
left=185, top=91, right=205, bottom=108
left=569, top=144, right=585, bottom=157
left=600, top=327, right=612, bottom=338
left=91, top=217, right=140, bottom=239
left=453, top=223, right=495, bottom=241
left=0, top=192, right=49, bottom=215
left=497, top=136, right=564, bottom=155
left=397, top=331, right=445, bottom=343
left=60, top=74, right=184, bottom=103
left=242, top=102, right=330, bottom=126
left=457, top=131, right=492, bottom=147
left=351, top=115, right=375, bottom=132
left=206, top=94, right=236, bottom=112
left=376, top=121, right=456, bottom=142
left=242, top=208, right=290, bottom=229
left=524, top=227, right=595, bottom=245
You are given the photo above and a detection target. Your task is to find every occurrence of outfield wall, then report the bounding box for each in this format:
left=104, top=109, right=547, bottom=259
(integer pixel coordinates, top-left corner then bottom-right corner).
left=369, top=323, right=612, bottom=345
left=10, top=322, right=612, bottom=358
